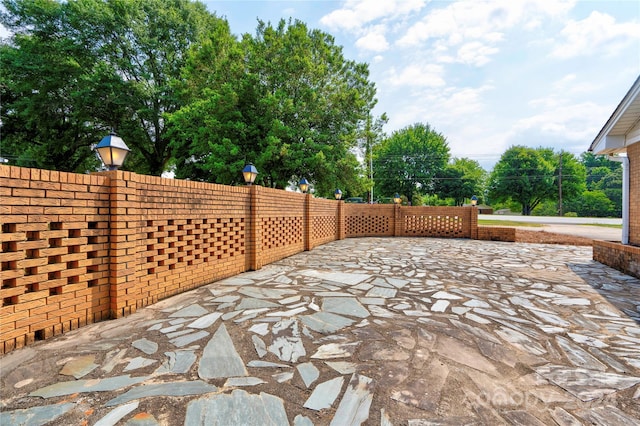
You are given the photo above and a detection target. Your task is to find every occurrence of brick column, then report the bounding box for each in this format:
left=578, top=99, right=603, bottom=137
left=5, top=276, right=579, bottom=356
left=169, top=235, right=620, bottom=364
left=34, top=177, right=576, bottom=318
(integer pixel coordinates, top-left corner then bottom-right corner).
left=107, top=171, right=142, bottom=318
left=304, top=193, right=312, bottom=251
left=393, top=204, right=402, bottom=236
left=337, top=200, right=345, bottom=240
left=470, top=206, right=479, bottom=239
left=249, top=184, right=262, bottom=271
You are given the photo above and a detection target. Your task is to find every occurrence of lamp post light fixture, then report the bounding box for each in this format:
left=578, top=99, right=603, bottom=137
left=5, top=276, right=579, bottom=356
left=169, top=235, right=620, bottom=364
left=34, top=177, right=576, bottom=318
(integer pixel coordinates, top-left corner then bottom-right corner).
left=471, top=195, right=478, bottom=206
left=334, top=189, right=342, bottom=200
left=242, top=163, right=259, bottom=185
left=299, top=178, right=309, bottom=193
left=96, top=132, right=130, bottom=170
left=393, top=193, right=402, bottom=205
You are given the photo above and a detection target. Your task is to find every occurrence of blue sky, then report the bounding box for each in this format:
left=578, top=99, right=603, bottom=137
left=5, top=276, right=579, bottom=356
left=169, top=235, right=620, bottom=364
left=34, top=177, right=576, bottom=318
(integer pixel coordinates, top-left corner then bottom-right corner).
left=204, top=0, right=640, bottom=169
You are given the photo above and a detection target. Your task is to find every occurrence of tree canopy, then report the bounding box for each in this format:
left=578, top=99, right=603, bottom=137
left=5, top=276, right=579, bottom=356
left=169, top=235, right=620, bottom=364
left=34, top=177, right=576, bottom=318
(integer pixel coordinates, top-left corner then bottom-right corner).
left=372, top=123, right=449, bottom=205
left=168, top=19, right=377, bottom=196
left=1, top=0, right=218, bottom=175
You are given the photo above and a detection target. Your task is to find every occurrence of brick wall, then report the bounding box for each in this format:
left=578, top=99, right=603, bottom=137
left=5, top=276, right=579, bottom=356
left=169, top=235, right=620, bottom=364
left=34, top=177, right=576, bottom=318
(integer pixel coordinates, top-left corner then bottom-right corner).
left=593, top=240, right=640, bottom=279
left=477, top=226, right=516, bottom=242
left=628, top=142, right=639, bottom=246
left=1, top=165, right=479, bottom=354
left=0, top=166, right=111, bottom=353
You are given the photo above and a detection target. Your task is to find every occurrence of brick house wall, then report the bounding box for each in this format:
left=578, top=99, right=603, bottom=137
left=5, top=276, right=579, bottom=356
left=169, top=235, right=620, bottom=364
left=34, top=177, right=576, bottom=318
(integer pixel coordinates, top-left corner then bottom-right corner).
left=629, top=142, right=639, bottom=246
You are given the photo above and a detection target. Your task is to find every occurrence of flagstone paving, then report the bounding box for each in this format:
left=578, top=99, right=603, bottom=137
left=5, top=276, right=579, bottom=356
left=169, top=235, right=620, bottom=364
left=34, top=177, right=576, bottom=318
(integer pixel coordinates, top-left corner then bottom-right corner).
left=1, top=237, right=640, bottom=425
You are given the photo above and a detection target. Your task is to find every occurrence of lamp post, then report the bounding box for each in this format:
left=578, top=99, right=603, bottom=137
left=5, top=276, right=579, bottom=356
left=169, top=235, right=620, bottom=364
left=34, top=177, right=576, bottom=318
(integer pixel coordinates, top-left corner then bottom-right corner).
left=471, top=195, right=478, bottom=206
left=242, top=164, right=259, bottom=185
left=299, top=178, right=309, bottom=193
left=95, top=132, right=130, bottom=170
left=334, top=189, right=342, bottom=200
left=393, top=193, right=402, bottom=205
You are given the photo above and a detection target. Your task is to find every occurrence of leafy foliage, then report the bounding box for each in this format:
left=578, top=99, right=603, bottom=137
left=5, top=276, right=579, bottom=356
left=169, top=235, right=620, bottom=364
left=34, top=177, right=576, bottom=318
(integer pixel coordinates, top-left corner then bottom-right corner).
left=372, top=123, right=449, bottom=205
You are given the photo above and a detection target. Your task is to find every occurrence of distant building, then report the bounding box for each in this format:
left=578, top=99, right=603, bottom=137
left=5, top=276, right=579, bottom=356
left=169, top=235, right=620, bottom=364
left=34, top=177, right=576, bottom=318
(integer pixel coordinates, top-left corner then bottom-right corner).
left=589, top=75, right=640, bottom=277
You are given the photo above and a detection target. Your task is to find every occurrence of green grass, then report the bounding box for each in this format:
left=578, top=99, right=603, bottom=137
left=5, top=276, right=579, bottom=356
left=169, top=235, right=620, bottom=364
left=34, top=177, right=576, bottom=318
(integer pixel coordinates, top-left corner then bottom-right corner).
left=583, top=223, right=623, bottom=229
left=478, top=219, right=543, bottom=227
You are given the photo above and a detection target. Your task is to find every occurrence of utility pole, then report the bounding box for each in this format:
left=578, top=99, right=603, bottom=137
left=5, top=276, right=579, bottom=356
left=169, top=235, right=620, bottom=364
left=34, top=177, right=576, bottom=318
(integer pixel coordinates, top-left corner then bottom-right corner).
left=558, top=151, right=563, bottom=216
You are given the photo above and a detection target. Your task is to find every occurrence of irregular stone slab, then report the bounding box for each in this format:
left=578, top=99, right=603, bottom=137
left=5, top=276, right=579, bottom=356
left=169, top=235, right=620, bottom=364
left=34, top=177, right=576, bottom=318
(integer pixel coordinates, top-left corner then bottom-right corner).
left=294, top=414, right=314, bottom=426
left=199, top=324, right=248, bottom=379
left=132, top=338, right=158, bottom=355
left=268, top=319, right=306, bottom=363
left=170, top=330, right=209, bottom=348
left=102, top=348, right=128, bottom=373
left=550, top=407, right=582, bottom=426
left=365, top=287, right=397, bottom=298
left=311, top=342, right=359, bottom=359
left=534, top=364, right=640, bottom=401
left=301, top=270, right=371, bottom=285
left=566, top=332, right=608, bottom=348
left=391, top=359, right=448, bottom=411
left=304, top=376, right=345, bottom=410
left=124, top=356, right=157, bottom=371
left=124, top=412, right=160, bottom=426
left=238, top=287, right=296, bottom=300
left=431, top=300, right=450, bottom=312
left=252, top=335, right=267, bottom=358
left=300, top=312, right=355, bottom=334
left=0, top=403, right=75, bottom=425
left=576, top=405, right=640, bottom=425
left=266, top=306, right=308, bottom=317
left=323, top=297, right=370, bottom=318
left=106, top=381, right=218, bottom=406
left=495, top=326, right=546, bottom=356
left=500, top=411, right=546, bottom=426
left=224, top=377, right=267, bottom=387
left=407, top=417, right=479, bottom=425
left=247, top=360, right=290, bottom=368
left=297, top=362, right=320, bottom=388
left=169, top=304, right=209, bottom=318
left=330, top=374, right=374, bottom=426
left=556, top=336, right=607, bottom=371
left=273, top=371, right=294, bottom=383
left=249, top=323, right=270, bottom=336
left=325, top=361, right=356, bottom=374
left=236, top=297, right=281, bottom=310
left=188, top=312, right=223, bottom=329
left=94, top=401, right=139, bottom=426
left=184, top=389, right=288, bottom=425
left=60, top=355, right=98, bottom=379
left=435, top=337, right=499, bottom=376
left=359, top=341, right=410, bottom=361
left=212, top=294, right=240, bottom=303
left=30, top=375, right=148, bottom=398
left=155, top=351, right=197, bottom=374
left=432, top=291, right=462, bottom=300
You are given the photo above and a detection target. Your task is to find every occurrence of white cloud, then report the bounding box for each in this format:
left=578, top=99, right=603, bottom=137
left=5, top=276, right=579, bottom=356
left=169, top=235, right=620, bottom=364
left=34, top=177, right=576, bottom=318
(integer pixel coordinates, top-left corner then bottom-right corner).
left=514, top=100, right=611, bottom=142
left=551, top=11, right=640, bottom=58
left=320, top=0, right=425, bottom=32
left=385, top=63, right=446, bottom=88
left=355, top=25, right=390, bottom=52
left=395, top=0, right=576, bottom=66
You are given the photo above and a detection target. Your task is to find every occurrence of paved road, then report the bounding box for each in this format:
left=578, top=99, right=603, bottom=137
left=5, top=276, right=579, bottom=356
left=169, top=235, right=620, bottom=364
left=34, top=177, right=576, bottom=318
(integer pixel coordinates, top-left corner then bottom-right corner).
left=480, top=214, right=622, bottom=241
left=1, top=238, right=639, bottom=425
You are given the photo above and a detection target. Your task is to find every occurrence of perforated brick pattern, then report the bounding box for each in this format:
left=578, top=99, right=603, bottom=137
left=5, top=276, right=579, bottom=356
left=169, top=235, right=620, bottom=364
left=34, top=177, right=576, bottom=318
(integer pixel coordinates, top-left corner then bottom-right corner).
left=403, top=214, right=464, bottom=237
left=0, top=167, right=110, bottom=353
left=345, top=204, right=393, bottom=237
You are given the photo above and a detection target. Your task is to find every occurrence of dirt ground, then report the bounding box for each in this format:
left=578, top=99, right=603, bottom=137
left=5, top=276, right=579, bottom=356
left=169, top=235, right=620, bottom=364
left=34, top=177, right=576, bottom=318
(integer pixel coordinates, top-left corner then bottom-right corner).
left=514, top=229, right=593, bottom=246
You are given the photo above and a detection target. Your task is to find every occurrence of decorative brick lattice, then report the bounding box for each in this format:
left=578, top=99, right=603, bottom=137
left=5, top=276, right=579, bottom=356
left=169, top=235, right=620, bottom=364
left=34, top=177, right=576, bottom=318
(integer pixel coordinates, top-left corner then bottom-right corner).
left=346, top=215, right=390, bottom=236
left=144, top=218, right=245, bottom=274
left=262, top=217, right=303, bottom=249
left=312, top=216, right=336, bottom=242
left=403, top=215, right=464, bottom=237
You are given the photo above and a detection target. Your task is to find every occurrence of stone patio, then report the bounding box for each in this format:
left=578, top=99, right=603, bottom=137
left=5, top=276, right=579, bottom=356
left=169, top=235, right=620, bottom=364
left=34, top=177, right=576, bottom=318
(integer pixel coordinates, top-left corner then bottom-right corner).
left=1, top=237, right=639, bottom=425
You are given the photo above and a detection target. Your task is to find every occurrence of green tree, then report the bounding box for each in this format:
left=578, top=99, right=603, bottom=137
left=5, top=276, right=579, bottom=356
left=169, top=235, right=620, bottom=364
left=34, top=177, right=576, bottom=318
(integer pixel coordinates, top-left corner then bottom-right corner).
left=488, top=146, right=554, bottom=215
left=1, top=0, right=218, bottom=175
left=358, top=113, right=388, bottom=203
left=436, top=158, right=487, bottom=205
left=565, top=190, right=615, bottom=217
left=372, top=123, right=450, bottom=205
left=169, top=19, right=377, bottom=197
left=580, top=152, right=622, bottom=216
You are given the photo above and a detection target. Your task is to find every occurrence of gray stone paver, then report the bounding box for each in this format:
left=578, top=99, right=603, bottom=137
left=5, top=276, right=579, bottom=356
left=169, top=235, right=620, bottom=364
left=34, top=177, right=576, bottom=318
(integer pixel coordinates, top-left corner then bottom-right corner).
left=1, top=237, right=640, bottom=425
